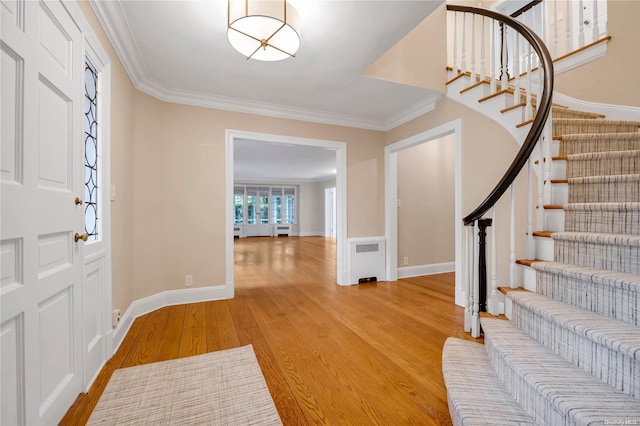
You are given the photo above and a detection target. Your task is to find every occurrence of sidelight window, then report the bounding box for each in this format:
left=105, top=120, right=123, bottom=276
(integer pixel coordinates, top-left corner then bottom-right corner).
left=84, top=58, right=99, bottom=241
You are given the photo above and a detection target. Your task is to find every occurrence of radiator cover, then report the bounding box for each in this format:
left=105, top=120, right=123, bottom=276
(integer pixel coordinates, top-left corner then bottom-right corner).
left=347, top=237, right=386, bottom=285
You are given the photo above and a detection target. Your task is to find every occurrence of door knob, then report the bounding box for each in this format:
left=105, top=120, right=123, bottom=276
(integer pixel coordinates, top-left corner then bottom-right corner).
left=75, top=197, right=83, bottom=205
left=74, top=232, right=88, bottom=242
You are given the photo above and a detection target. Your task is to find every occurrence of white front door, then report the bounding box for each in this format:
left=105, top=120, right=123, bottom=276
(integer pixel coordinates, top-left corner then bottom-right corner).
left=2, top=2, right=86, bottom=424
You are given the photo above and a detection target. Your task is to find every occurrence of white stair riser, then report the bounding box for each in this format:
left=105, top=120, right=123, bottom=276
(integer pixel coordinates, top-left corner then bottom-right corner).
left=545, top=209, right=565, bottom=232
left=460, top=82, right=492, bottom=99
left=551, top=183, right=568, bottom=204
left=550, top=160, right=566, bottom=180
left=518, top=265, right=537, bottom=291
left=534, top=237, right=554, bottom=261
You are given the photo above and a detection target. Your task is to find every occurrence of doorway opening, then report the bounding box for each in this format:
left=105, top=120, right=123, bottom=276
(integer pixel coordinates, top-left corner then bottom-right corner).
left=384, top=120, right=464, bottom=306
left=225, top=130, right=349, bottom=292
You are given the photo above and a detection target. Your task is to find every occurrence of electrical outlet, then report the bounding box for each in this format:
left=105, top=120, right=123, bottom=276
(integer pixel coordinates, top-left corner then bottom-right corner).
left=185, top=274, right=193, bottom=287
left=403, top=256, right=409, bottom=266
left=112, top=309, right=121, bottom=328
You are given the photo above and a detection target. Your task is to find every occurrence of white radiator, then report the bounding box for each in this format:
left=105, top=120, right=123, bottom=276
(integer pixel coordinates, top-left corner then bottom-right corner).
left=233, top=225, right=243, bottom=238
left=347, top=237, right=386, bottom=285
left=274, top=224, right=291, bottom=236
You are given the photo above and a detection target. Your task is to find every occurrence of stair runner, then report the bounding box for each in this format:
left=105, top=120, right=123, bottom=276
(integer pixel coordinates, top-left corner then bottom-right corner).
left=443, top=107, right=640, bottom=425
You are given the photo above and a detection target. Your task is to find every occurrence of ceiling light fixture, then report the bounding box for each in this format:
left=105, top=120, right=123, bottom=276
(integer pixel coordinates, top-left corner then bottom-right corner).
left=227, top=0, right=301, bottom=61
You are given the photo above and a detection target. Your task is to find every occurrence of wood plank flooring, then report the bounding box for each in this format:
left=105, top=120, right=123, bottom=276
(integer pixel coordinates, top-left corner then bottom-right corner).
left=61, top=236, right=481, bottom=425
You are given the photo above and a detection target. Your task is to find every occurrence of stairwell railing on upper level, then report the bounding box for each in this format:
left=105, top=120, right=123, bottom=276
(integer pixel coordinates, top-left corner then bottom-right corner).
left=447, top=4, right=555, bottom=338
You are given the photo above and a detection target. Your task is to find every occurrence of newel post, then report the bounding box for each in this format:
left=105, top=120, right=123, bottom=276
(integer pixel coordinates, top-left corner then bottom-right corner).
left=477, top=218, right=493, bottom=313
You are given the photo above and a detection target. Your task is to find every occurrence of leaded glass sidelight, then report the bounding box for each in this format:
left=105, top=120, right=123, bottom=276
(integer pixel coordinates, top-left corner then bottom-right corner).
left=84, top=58, right=99, bottom=241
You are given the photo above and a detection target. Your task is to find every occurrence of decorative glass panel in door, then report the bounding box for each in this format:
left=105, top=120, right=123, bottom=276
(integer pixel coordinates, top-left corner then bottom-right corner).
left=246, top=195, right=256, bottom=224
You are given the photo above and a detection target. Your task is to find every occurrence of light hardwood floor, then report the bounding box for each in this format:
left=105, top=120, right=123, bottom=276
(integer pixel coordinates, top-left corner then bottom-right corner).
left=61, top=236, right=481, bottom=425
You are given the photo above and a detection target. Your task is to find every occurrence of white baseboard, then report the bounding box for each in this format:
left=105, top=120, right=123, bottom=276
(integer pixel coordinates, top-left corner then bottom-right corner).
left=112, top=284, right=232, bottom=353
left=296, top=231, right=325, bottom=237
left=397, top=261, right=455, bottom=279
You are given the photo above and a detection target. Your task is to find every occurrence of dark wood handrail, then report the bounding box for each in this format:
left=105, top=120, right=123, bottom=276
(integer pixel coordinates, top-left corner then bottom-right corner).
left=510, top=0, right=543, bottom=18
left=447, top=4, right=554, bottom=226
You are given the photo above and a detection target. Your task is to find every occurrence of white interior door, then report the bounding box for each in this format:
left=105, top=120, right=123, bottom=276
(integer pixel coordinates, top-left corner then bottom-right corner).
left=1, top=2, right=85, bottom=424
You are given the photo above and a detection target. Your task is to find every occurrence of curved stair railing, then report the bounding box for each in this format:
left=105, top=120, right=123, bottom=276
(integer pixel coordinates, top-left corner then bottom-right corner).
left=447, top=4, right=555, bottom=337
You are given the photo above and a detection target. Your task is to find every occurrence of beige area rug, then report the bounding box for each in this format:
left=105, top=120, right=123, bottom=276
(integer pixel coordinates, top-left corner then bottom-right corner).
left=87, top=345, right=282, bottom=425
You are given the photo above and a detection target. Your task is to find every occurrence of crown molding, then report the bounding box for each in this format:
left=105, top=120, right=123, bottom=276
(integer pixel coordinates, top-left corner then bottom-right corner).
left=89, top=0, right=439, bottom=133
left=382, top=93, right=442, bottom=131
left=90, top=0, right=148, bottom=85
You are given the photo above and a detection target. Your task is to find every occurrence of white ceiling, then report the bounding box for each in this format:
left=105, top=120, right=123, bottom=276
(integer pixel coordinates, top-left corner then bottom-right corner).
left=91, top=0, right=444, bottom=181
left=234, top=139, right=337, bottom=182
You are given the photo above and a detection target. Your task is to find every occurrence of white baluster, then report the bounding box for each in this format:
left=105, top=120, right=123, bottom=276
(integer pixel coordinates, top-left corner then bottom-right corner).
left=480, top=16, right=486, bottom=83
left=490, top=19, right=497, bottom=93
left=526, top=44, right=533, bottom=121
left=543, top=115, right=554, bottom=207
left=471, top=13, right=476, bottom=81
left=513, top=30, right=520, bottom=105
left=537, top=142, right=546, bottom=235
left=565, top=0, right=572, bottom=54
left=592, top=0, right=600, bottom=43
left=541, top=0, right=549, bottom=50
left=578, top=0, right=585, bottom=48
left=490, top=207, right=499, bottom=315
left=510, top=184, right=517, bottom=289
left=452, top=11, right=458, bottom=74
left=501, top=24, right=508, bottom=89
left=464, top=225, right=473, bottom=332
left=553, top=0, right=559, bottom=58
left=527, top=158, right=536, bottom=260
left=471, top=221, right=481, bottom=338
left=461, top=12, right=467, bottom=75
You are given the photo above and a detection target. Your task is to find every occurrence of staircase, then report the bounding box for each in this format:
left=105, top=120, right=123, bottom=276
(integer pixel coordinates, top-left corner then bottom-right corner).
left=443, top=104, right=640, bottom=423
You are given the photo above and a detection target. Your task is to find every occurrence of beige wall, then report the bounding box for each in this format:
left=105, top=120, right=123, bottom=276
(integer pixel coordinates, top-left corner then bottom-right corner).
left=397, top=135, right=456, bottom=267
left=130, top=94, right=385, bottom=301
left=77, top=1, right=136, bottom=316
left=553, top=0, right=640, bottom=107
left=364, top=3, right=448, bottom=92
left=387, top=97, right=530, bottom=286
left=298, top=178, right=337, bottom=236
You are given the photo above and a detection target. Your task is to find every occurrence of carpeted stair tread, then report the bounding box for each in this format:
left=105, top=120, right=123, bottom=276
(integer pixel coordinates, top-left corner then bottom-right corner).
left=551, top=107, right=605, bottom=120
left=564, top=202, right=640, bottom=234
left=553, top=232, right=640, bottom=275
left=442, top=338, right=537, bottom=426
left=508, top=295, right=640, bottom=399
left=566, top=150, right=640, bottom=178
left=481, top=318, right=640, bottom=425
left=533, top=261, right=640, bottom=294
left=568, top=150, right=640, bottom=160
left=568, top=174, right=640, bottom=203
left=507, top=291, right=640, bottom=364
left=532, top=261, right=640, bottom=325
left=565, top=201, right=640, bottom=212
left=553, top=118, right=640, bottom=135
left=559, top=132, right=640, bottom=155
left=552, top=231, right=640, bottom=246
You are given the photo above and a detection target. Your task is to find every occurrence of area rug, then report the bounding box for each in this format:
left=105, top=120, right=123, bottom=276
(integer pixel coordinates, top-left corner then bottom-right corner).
left=87, top=344, right=282, bottom=425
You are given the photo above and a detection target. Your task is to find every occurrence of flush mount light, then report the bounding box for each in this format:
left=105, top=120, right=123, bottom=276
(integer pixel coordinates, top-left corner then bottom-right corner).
left=227, top=0, right=301, bottom=61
